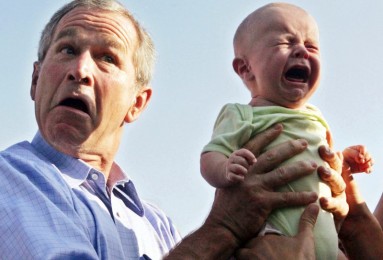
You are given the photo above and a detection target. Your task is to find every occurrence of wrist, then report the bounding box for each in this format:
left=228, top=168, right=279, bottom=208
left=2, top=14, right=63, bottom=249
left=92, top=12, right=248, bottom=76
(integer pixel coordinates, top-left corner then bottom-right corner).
left=199, top=216, right=242, bottom=256
left=339, top=203, right=378, bottom=242
left=339, top=206, right=383, bottom=259
left=165, top=217, right=240, bottom=259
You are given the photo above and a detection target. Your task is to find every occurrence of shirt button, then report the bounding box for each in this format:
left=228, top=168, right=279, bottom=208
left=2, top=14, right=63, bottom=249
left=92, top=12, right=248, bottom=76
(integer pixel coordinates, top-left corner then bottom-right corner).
left=91, top=173, right=99, bottom=180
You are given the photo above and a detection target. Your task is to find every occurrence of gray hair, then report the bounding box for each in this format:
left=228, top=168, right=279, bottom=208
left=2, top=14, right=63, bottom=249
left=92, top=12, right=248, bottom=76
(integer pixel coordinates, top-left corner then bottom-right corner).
left=38, top=0, right=155, bottom=89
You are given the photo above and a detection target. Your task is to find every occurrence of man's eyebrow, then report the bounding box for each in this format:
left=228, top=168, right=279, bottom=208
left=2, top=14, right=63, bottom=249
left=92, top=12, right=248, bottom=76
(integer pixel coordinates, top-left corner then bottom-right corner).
left=55, top=28, right=78, bottom=42
left=54, top=27, right=125, bottom=51
left=103, top=38, right=125, bottom=50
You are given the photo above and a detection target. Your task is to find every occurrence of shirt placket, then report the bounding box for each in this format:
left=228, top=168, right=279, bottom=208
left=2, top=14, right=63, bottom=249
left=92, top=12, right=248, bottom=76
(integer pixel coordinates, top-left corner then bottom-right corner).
left=83, top=170, right=115, bottom=221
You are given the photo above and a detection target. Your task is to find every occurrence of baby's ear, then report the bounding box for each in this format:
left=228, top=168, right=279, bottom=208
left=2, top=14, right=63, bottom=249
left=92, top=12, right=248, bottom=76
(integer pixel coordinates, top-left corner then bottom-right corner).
left=232, top=57, right=255, bottom=81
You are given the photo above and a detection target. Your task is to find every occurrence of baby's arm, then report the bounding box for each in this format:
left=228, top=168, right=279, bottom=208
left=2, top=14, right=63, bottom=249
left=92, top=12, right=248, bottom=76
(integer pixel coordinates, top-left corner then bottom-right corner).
left=201, top=149, right=256, bottom=188
left=342, top=145, right=374, bottom=174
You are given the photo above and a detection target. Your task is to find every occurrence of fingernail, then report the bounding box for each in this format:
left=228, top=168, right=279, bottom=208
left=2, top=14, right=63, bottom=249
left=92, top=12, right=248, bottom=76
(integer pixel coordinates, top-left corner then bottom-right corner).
left=309, top=192, right=318, bottom=201
left=299, top=139, right=308, bottom=148
left=323, top=168, right=331, bottom=177
left=320, top=197, right=328, bottom=204
left=273, top=124, right=282, bottom=131
left=308, top=203, right=320, bottom=215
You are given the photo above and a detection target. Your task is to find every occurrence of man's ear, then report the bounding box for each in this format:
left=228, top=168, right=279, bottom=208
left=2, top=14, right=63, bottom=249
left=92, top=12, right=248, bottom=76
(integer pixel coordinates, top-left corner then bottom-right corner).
left=124, top=87, right=152, bottom=123
left=30, top=62, right=40, bottom=101
left=232, top=57, right=255, bottom=82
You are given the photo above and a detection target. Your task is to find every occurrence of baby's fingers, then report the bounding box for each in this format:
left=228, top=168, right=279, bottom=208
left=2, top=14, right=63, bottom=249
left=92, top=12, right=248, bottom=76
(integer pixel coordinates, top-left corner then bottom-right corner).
left=359, top=160, right=374, bottom=174
left=227, top=164, right=248, bottom=176
left=235, top=148, right=257, bottom=165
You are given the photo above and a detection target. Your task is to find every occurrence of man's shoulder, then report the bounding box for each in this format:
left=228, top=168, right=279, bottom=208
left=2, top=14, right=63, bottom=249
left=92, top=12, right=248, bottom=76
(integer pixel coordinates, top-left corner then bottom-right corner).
left=0, top=140, right=64, bottom=186
left=0, top=140, right=46, bottom=165
left=1, top=140, right=34, bottom=159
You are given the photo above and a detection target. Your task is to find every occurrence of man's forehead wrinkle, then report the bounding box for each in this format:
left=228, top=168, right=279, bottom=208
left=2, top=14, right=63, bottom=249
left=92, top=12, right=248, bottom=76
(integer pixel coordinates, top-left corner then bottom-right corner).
left=58, top=8, right=136, bottom=51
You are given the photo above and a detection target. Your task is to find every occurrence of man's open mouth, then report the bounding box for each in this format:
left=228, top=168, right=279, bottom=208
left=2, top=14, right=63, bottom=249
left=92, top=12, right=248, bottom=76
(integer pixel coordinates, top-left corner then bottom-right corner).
left=285, top=66, right=309, bottom=83
left=59, top=98, right=89, bottom=114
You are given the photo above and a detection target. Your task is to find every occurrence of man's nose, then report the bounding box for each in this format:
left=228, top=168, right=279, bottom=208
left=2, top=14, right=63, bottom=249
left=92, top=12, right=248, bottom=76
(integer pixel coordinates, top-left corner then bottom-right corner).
left=67, top=52, right=94, bottom=85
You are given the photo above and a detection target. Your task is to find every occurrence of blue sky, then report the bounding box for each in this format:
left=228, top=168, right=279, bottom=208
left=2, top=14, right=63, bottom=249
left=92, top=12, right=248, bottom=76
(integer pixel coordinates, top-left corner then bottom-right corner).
left=1, top=0, right=383, bottom=236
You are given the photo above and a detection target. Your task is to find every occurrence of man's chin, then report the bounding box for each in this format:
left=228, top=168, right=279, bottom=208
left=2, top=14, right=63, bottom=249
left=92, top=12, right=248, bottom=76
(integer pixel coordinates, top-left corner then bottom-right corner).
left=44, top=126, right=90, bottom=154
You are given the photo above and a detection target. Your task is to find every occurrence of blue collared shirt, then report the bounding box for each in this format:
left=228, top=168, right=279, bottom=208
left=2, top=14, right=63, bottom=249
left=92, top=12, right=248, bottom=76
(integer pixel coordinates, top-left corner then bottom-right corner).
left=0, top=132, right=181, bottom=259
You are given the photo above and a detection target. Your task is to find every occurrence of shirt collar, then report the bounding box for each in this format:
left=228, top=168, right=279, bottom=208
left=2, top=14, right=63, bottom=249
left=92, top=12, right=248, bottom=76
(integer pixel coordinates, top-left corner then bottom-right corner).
left=31, top=131, right=100, bottom=187
left=31, top=131, right=144, bottom=217
left=31, top=132, right=132, bottom=187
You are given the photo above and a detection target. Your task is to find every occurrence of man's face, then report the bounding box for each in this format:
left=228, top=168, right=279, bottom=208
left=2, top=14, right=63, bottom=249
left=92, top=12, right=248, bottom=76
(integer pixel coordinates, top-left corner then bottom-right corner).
left=245, top=6, right=321, bottom=109
left=31, top=7, right=148, bottom=158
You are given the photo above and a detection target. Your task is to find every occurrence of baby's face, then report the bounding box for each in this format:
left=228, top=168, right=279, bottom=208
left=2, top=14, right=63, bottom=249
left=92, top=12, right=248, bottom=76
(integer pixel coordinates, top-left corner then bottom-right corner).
left=246, top=5, right=320, bottom=109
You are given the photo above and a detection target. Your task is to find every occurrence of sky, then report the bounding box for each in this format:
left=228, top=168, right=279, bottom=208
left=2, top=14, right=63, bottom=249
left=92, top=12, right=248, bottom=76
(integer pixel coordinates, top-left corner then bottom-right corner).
left=1, top=0, right=383, bottom=236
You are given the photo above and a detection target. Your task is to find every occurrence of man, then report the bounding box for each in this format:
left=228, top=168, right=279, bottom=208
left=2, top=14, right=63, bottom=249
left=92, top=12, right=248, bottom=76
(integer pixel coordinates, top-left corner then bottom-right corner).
left=0, top=0, right=351, bottom=259
left=1, top=1, right=175, bottom=258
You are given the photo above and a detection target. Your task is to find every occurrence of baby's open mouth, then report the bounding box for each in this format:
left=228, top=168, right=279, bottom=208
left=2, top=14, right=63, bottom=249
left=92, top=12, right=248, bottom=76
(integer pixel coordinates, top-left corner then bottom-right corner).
left=285, top=66, right=309, bottom=83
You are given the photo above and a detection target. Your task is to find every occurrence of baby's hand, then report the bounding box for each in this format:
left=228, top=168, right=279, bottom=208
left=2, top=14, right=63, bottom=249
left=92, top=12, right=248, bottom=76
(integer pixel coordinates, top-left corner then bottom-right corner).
left=343, top=145, right=374, bottom=174
left=226, top=148, right=257, bottom=184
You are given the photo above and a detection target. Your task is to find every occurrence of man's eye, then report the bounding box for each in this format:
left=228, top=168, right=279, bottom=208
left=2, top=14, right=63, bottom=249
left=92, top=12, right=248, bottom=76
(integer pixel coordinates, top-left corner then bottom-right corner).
left=102, top=55, right=115, bottom=64
left=61, top=46, right=75, bottom=55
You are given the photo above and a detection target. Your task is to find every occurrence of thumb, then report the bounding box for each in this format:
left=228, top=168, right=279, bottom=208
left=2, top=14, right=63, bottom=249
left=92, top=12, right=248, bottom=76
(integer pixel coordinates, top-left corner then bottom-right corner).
left=297, top=203, right=319, bottom=238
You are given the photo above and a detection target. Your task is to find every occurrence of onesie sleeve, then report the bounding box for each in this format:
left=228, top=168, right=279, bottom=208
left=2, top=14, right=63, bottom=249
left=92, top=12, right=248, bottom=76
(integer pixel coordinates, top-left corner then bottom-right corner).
left=202, top=103, right=253, bottom=157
